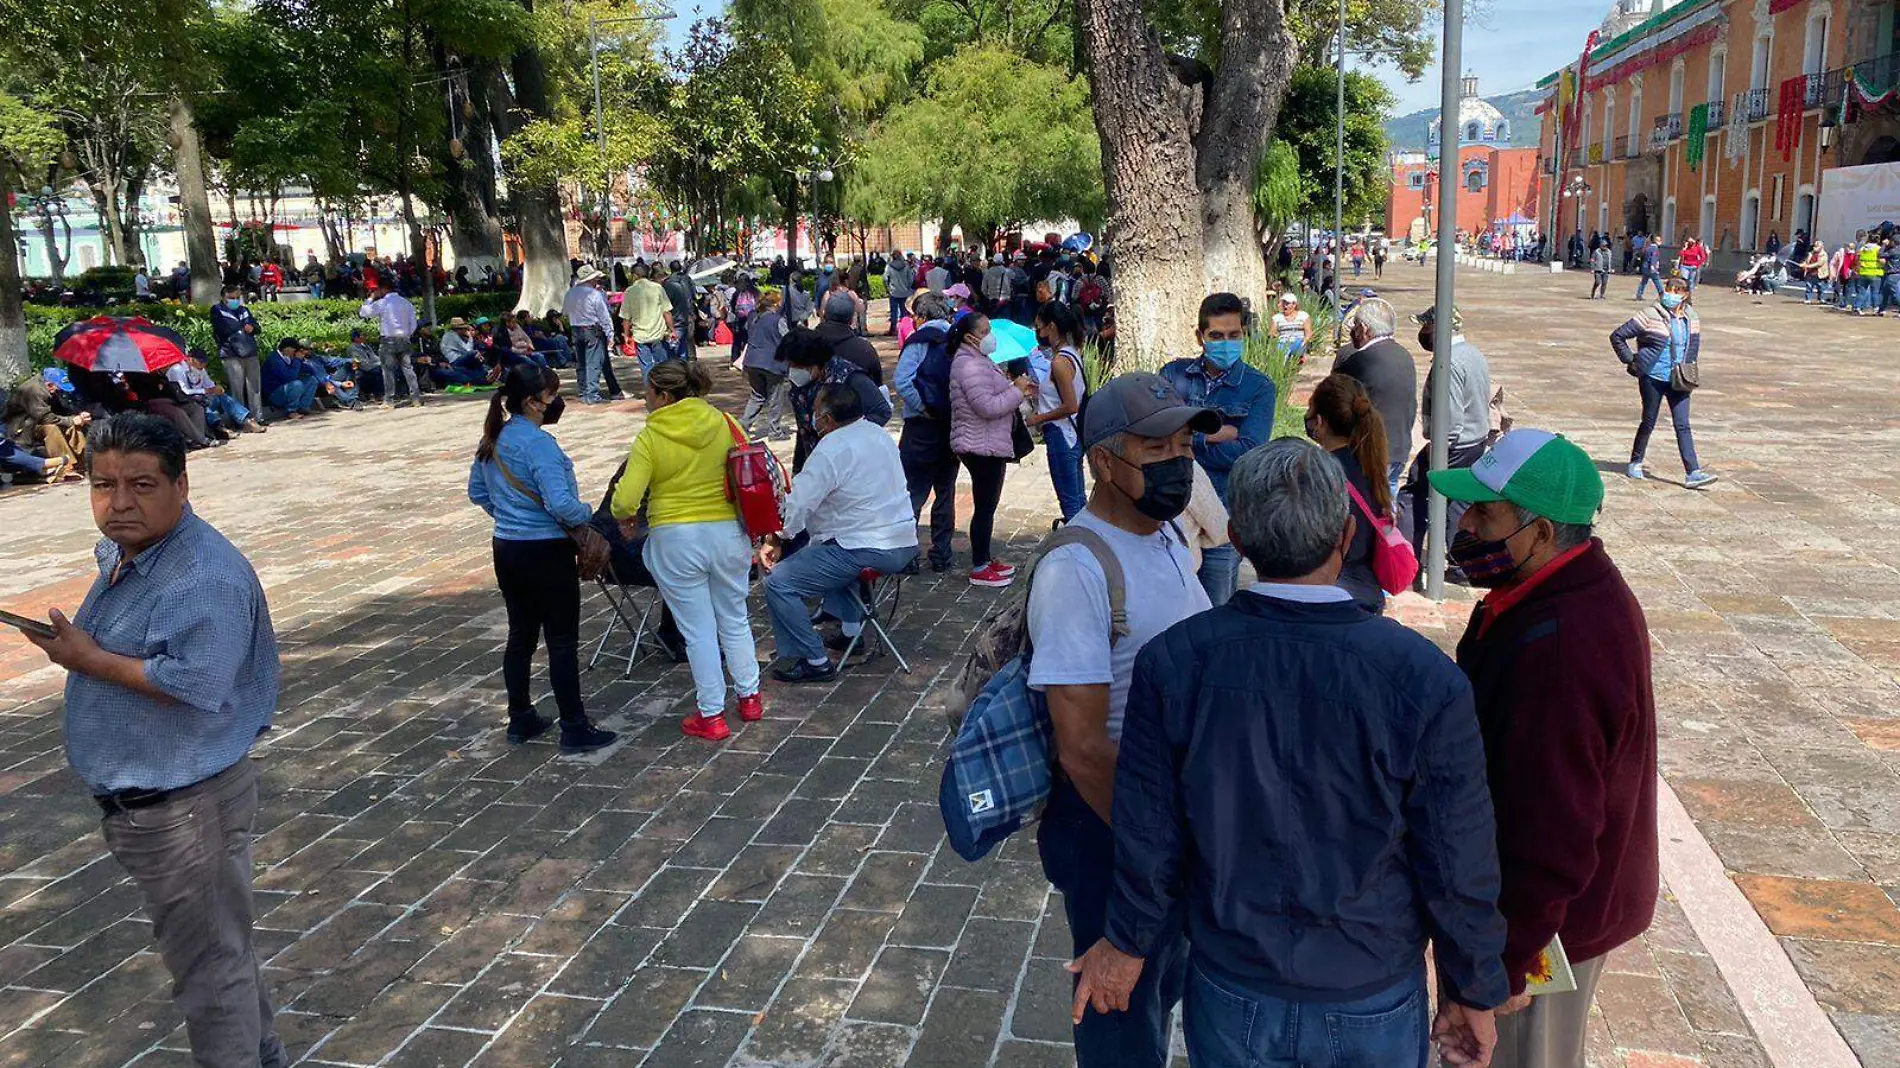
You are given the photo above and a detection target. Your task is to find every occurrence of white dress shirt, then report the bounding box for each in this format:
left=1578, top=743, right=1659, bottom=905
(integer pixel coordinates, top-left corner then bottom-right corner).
left=781, top=419, right=915, bottom=551
left=562, top=283, right=615, bottom=332
left=1246, top=582, right=1352, bottom=603
left=358, top=292, right=417, bottom=339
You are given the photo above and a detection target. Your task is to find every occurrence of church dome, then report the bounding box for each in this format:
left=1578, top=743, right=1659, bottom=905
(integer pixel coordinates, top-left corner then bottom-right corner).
left=1428, top=75, right=1511, bottom=151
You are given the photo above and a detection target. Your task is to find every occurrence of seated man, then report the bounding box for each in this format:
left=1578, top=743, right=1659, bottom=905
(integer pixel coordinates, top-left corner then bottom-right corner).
left=760, top=384, right=919, bottom=683
left=0, top=435, right=72, bottom=482
left=434, top=318, right=494, bottom=387
left=588, top=461, right=687, bottom=663
left=4, top=367, right=92, bottom=465
left=516, top=310, right=572, bottom=367
left=261, top=338, right=323, bottom=420
left=178, top=349, right=265, bottom=435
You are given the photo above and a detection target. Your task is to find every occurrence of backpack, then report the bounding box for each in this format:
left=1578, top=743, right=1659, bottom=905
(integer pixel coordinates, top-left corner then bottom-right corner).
left=939, top=526, right=1127, bottom=862
left=733, top=289, right=758, bottom=321
left=720, top=413, right=789, bottom=538
left=909, top=326, right=955, bottom=420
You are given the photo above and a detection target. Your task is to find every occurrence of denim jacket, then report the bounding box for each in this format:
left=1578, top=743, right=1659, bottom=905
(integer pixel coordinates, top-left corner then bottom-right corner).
left=1158, top=356, right=1275, bottom=502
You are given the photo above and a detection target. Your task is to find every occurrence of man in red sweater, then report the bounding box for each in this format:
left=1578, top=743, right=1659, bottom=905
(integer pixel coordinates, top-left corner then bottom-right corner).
left=1431, top=430, right=1657, bottom=1068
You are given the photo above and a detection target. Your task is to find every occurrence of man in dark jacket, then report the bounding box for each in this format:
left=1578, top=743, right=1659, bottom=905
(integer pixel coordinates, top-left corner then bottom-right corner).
left=1334, top=296, right=1417, bottom=501
left=1071, top=437, right=1508, bottom=1068
left=814, top=295, right=883, bottom=385
left=210, top=285, right=264, bottom=418
left=1431, top=429, right=1655, bottom=1068
left=663, top=262, right=697, bottom=360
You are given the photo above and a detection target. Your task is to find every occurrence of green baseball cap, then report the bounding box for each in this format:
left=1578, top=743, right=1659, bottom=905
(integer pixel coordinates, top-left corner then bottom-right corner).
left=1428, top=429, right=1604, bottom=525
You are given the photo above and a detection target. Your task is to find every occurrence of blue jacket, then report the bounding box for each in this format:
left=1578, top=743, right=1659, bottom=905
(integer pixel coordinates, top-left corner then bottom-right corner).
left=467, top=418, right=592, bottom=541
left=260, top=352, right=310, bottom=397
left=210, top=303, right=259, bottom=358
left=1158, top=357, right=1274, bottom=502
left=1105, top=592, right=1511, bottom=1009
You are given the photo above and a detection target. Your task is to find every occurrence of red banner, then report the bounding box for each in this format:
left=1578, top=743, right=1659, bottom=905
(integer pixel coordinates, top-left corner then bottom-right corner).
left=1583, top=23, right=1722, bottom=92
left=1776, top=76, right=1807, bottom=161
left=1769, top=0, right=1808, bottom=13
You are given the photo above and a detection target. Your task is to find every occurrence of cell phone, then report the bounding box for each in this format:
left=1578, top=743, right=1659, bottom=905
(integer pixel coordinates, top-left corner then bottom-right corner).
left=0, top=610, right=56, bottom=640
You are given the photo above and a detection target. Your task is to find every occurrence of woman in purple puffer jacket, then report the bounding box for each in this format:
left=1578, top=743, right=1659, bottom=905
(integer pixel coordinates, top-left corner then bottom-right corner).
left=948, top=312, right=1035, bottom=588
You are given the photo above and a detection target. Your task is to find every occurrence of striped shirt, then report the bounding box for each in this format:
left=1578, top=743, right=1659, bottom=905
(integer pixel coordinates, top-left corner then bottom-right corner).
left=64, top=506, right=279, bottom=793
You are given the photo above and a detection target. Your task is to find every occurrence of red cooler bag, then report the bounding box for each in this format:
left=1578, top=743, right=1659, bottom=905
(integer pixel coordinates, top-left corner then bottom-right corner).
left=722, top=414, right=788, bottom=537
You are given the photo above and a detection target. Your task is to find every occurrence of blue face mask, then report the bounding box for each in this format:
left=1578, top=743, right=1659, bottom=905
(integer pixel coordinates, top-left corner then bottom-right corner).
left=1203, top=338, right=1245, bottom=370
left=224, top=298, right=242, bottom=310
left=1660, top=293, right=1686, bottom=310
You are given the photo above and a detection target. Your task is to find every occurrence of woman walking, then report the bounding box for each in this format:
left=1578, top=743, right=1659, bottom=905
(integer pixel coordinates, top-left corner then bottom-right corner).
left=948, top=312, right=1035, bottom=588
left=1611, top=277, right=1717, bottom=490
left=1026, top=301, right=1088, bottom=521
left=467, top=365, right=619, bottom=753
left=610, top=359, right=763, bottom=740
left=740, top=291, right=790, bottom=438
left=1305, top=374, right=1392, bottom=614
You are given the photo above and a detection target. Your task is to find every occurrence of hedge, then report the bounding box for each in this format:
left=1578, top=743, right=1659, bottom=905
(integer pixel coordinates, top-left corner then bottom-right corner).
left=23, top=293, right=522, bottom=371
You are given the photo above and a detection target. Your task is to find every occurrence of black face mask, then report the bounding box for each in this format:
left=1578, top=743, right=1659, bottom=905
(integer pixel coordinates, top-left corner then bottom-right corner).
left=1112, top=453, right=1195, bottom=522
left=541, top=396, right=566, bottom=426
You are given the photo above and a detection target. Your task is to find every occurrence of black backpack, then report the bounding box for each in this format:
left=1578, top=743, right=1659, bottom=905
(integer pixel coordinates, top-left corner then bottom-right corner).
left=910, top=326, right=954, bottom=420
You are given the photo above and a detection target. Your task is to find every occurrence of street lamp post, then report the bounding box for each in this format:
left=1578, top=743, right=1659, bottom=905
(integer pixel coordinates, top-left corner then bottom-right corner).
left=1332, top=0, right=1347, bottom=347
left=590, top=10, right=675, bottom=293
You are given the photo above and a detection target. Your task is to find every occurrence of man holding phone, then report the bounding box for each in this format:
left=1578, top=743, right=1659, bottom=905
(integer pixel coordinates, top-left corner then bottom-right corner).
left=16, top=413, right=286, bottom=1068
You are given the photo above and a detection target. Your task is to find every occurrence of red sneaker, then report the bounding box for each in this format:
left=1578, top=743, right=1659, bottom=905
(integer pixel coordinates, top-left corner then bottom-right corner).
left=969, top=562, right=1015, bottom=588
left=992, top=562, right=1017, bottom=576
left=681, top=713, right=731, bottom=741
left=737, top=693, right=765, bottom=722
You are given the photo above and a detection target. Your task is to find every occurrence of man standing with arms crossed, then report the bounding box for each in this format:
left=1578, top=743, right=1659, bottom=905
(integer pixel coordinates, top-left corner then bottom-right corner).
left=18, top=414, right=285, bottom=1068
left=563, top=266, right=620, bottom=404
left=359, top=279, right=423, bottom=408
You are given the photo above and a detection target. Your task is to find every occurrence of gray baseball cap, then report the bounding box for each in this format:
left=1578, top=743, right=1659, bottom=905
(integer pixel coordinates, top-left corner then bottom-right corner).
left=1081, top=372, right=1222, bottom=450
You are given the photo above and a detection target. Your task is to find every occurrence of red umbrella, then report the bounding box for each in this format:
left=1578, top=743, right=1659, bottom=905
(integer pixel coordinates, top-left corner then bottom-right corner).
left=53, top=316, right=190, bottom=375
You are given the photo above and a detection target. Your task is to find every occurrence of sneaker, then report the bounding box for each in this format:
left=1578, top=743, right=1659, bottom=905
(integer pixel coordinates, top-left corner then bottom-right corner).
left=560, top=722, right=618, bottom=754
left=737, top=693, right=765, bottom=721
left=929, top=557, right=954, bottom=574
left=681, top=713, right=731, bottom=741
left=771, top=659, right=838, bottom=684
left=1626, top=463, right=1645, bottom=480
left=823, top=632, right=860, bottom=653
left=610, top=392, right=630, bottom=402
left=991, top=562, right=1017, bottom=577
left=1684, top=469, right=1719, bottom=490
left=506, top=713, right=552, bottom=745
left=970, top=562, right=1014, bottom=588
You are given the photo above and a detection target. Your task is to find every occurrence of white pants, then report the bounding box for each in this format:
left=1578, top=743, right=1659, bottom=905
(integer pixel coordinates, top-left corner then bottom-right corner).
left=643, top=520, right=760, bottom=716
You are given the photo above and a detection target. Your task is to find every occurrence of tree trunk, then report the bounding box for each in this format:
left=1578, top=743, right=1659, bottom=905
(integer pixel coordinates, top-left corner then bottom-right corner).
left=168, top=97, right=222, bottom=305
left=506, top=25, right=572, bottom=314
left=436, top=51, right=507, bottom=273
left=123, top=171, right=148, bottom=267
left=1076, top=0, right=1205, bottom=366
left=1193, top=0, right=1295, bottom=303
left=92, top=176, right=127, bottom=267
left=37, top=212, right=70, bottom=284
left=0, top=167, right=29, bottom=380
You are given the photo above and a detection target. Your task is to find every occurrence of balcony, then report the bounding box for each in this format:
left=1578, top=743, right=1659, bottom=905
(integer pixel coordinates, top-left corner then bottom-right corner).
left=1588, top=142, right=1605, bottom=165
left=1571, top=147, right=1587, bottom=168
left=1705, top=99, right=1725, bottom=127
left=1619, top=134, right=1643, bottom=159
left=1804, top=71, right=1831, bottom=108
left=1734, top=87, right=1771, bottom=123
left=1650, top=113, right=1683, bottom=150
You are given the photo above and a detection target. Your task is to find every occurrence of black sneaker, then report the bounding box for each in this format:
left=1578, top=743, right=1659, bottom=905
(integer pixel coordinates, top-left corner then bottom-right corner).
left=507, top=713, right=553, bottom=744
left=929, top=557, right=953, bottom=574
left=901, top=558, right=921, bottom=577
left=771, top=659, right=838, bottom=684
left=560, top=722, right=619, bottom=754
left=824, top=632, right=861, bottom=653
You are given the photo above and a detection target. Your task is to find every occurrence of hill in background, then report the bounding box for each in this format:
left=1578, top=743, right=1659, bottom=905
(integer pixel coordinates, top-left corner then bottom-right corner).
left=1383, top=88, right=1548, bottom=153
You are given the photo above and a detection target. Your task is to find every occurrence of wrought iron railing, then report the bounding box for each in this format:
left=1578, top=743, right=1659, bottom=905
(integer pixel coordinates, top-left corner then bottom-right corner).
left=1619, top=134, right=1643, bottom=159
left=1650, top=113, right=1683, bottom=150
left=1735, top=87, right=1771, bottom=123
left=1705, top=99, right=1725, bottom=127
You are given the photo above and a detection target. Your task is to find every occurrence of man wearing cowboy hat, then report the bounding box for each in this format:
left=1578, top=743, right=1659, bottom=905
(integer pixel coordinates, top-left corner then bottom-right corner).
left=359, top=279, right=422, bottom=409
left=563, top=265, right=619, bottom=404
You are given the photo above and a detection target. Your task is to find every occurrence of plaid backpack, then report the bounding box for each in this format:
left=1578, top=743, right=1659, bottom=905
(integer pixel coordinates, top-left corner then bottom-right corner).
left=939, top=526, right=1127, bottom=862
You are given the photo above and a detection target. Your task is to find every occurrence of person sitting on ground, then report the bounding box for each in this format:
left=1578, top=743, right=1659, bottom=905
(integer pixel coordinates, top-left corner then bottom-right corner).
left=782, top=326, right=892, bottom=473
left=759, top=384, right=920, bottom=684
left=434, top=318, right=493, bottom=387
left=303, top=346, right=364, bottom=410
left=179, top=349, right=265, bottom=435
left=5, top=367, right=92, bottom=468
left=1431, top=430, right=1654, bottom=1068
left=515, top=309, right=571, bottom=367
left=261, top=338, right=323, bottom=420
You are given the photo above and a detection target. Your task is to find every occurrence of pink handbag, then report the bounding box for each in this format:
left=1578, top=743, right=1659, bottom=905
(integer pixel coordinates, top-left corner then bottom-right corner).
left=1345, top=480, right=1418, bottom=596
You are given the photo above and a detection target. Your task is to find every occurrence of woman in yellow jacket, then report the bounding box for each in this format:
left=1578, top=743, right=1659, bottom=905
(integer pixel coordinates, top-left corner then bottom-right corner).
left=611, top=359, right=763, bottom=740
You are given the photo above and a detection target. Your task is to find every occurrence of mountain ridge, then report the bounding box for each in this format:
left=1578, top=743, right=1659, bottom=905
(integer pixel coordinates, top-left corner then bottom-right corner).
left=1383, top=88, right=1548, bottom=154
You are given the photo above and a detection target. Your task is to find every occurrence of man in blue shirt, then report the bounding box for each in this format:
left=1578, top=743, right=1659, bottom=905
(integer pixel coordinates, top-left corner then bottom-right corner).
left=19, top=414, right=286, bottom=1068
left=1158, top=292, right=1276, bottom=606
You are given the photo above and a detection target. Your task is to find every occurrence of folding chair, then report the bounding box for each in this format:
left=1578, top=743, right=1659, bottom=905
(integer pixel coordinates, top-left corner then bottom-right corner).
left=587, top=576, right=667, bottom=679
left=837, top=567, right=911, bottom=674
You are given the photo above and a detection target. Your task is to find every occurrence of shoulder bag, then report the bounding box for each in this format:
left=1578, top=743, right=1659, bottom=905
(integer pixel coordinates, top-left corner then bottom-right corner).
left=492, top=453, right=612, bottom=580
left=721, top=413, right=790, bottom=538
left=1343, top=480, right=1418, bottom=596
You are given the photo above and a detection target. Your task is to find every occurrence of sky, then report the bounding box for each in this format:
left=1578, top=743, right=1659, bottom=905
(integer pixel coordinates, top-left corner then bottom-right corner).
left=1366, top=1, right=1610, bottom=113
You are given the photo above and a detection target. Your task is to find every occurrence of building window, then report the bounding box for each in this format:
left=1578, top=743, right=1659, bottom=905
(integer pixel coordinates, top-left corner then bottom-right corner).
left=1662, top=199, right=1677, bottom=246
left=1804, top=12, right=1831, bottom=76
left=1708, top=49, right=1727, bottom=104
left=1466, top=121, right=1481, bottom=141
left=1741, top=191, right=1762, bottom=250
left=1669, top=62, right=1686, bottom=116
left=1467, top=170, right=1485, bottom=193
left=1751, top=34, right=1773, bottom=92
left=1409, top=173, right=1425, bottom=190
left=1700, top=195, right=1717, bottom=245
left=1796, top=189, right=1816, bottom=234
left=1496, top=120, right=1509, bottom=142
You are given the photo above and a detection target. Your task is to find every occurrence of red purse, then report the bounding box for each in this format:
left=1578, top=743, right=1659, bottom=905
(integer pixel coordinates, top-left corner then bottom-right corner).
left=1345, top=480, right=1418, bottom=596
left=722, top=413, right=789, bottom=538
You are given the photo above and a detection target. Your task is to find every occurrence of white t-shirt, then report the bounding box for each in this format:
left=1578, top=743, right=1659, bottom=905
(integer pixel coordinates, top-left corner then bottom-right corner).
left=1026, top=508, right=1210, bottom=741
left=1031, top=345, right=1084, bottom=447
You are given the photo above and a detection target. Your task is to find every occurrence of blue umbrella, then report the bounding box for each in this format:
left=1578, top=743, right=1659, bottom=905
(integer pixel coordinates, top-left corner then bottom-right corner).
left=988, top=320, right=1038, bottom=364
left=1061, top=232, right=1095, bottom=253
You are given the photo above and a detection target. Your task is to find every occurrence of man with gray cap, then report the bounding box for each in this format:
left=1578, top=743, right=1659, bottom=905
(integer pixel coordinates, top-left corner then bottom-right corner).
left=1028, top=372, right=1220, bottom=1068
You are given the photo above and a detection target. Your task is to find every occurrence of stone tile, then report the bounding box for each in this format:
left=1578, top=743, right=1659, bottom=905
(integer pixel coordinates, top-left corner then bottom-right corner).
left=641, top=1008, right=752, bottom=1068
left=1651, top=950, right=1750, bottom=1035
left=310, top=980, right=461, bottom=1064
left=469, top=992, right=603, bottom=1067
left=585, top=966, right=708, bottom=1048
left=1672, top=777, right=1817, bottom=827
left=816, top=1021, right=914, bottom=1068
left=890, top=883, right=980, bottom=949
left=386, top=1026, right=493, bottom=1068
left=548, top=925, right=665, bottom=999
left=704, top=843, right=801, bottom=903
left=741, top=977, right=857, bottom=1064
left=1702, top=823, right=1867, bottom=881
left=1735, top=874, right=1900, bottom=943
left=848, top=946, right=950, bottom=1024
left=1782, top=938, right=1900, bottom=1015
left=695, top=933, right=804, bottom=1012
left=755, top=873, right=848, bottom=939
left=651, top=900, right=760, bottom=970
left=434, top=952, right=563, bottom=1031
left=797, top=909, right=900, bottom=981
left=1590, top=972, right=1700, bottom=1057
left=1831, top=1012, right=1900, bottom=1067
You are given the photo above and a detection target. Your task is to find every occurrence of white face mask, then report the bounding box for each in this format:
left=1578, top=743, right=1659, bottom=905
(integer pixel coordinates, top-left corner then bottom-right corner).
left=977, top=334, right=998, bottom=356
left=788, top=368, right=815, bottom=387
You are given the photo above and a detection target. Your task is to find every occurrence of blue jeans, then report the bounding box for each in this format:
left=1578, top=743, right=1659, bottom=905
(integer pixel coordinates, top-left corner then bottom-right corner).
left=205, top=393, right=251, bottom=428
left=636, top=340, right=671, bottom=379
left=1858, top=276, right=1884, bottom=311
left=571, top=326, right=609, bottom=401
left=536, top=337, right=571, bottom=367
left=671, top=320, right=695, bottom=361
left=269, top=378, right=320, bottom=414
left=1886, top=276, right=1900, bottom=313
left=1385, top=459, right=1406, bottom=508
left=1682, top=265, right=1702, bottom=291
left=1633, top=376, right=1699, bottom=475
left=763, top=541, right=918, bottom=663
left=1634, top=271, right=1663, bottom=300
left=1038, top=781, right=1186, bottom=1068
left=1198, top=543, right=1241, bottom=607
left=1184, top=960, right=1428, bottom=1068
left=1044, top=429, right=1087, bottom=521
left=887, top=296, right=907, bottom=333
left=1805, top=275, right=1826, bottom=302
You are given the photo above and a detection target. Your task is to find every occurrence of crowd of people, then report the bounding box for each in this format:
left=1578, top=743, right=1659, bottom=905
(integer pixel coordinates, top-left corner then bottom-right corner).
left=15, top=230, right=1701, bottom=1068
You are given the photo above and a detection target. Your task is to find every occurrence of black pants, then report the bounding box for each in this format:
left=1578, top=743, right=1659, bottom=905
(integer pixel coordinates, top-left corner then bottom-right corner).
left=959, top=452, right=1009, bottom=567
left=901, top=417, right=958, bottom=568
left=493, top=537, right=586, bottom=725
left=146, top=398, right=209, bottom=446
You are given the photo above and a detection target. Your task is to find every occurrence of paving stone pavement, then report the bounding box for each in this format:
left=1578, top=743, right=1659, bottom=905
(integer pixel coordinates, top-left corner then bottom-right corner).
left=0, top=266, right=1887, bottom=1067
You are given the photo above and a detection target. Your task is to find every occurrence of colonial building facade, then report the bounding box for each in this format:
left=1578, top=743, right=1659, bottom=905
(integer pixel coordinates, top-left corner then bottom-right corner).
left=1538, top=0, right=1900, bottom=266
left=1387, top=76, right=1544, bottom=241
